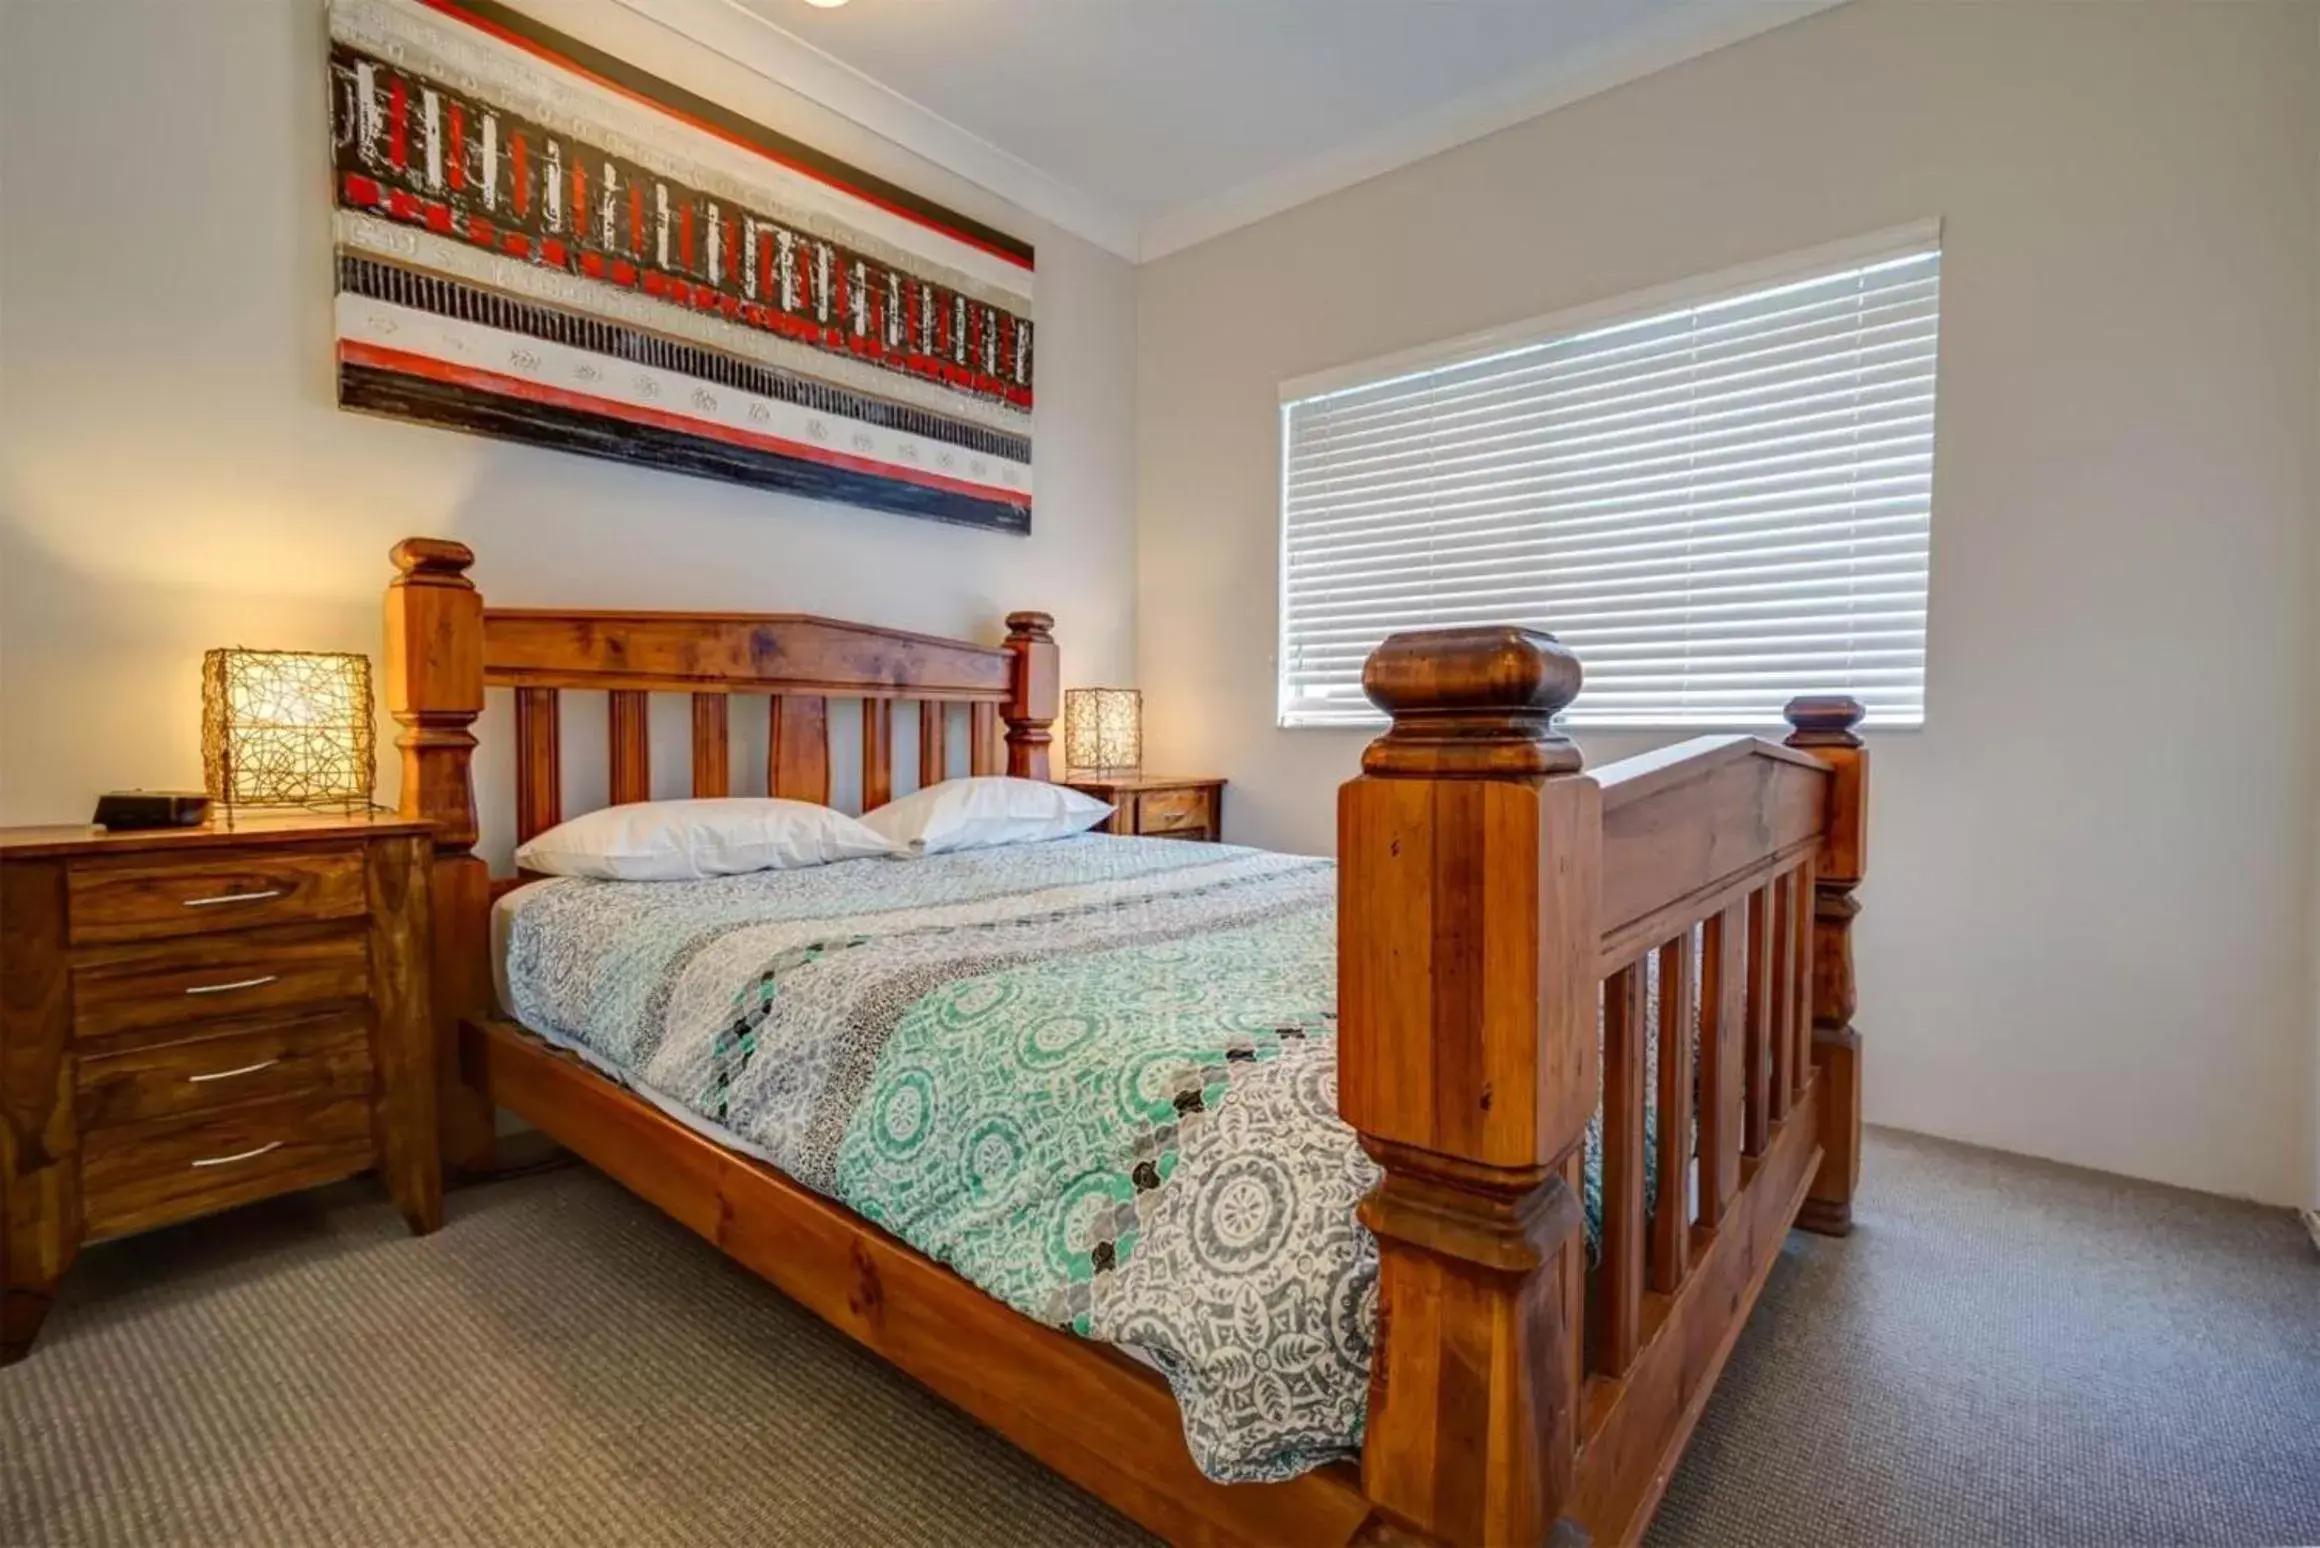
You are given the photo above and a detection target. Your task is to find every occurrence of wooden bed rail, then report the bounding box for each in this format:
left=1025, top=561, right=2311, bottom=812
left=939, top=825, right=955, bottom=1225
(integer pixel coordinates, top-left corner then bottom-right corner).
left=382, top=537, right=1060, bottom=1165
left=1339, top=626, right=1867, bottom=1547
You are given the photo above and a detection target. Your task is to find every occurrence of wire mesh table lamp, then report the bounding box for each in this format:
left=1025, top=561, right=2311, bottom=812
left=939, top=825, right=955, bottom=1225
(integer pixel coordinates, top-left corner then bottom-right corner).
left=201, top=648, right=377, bottom=811
left=1062, top=687, right=1142, bottom=779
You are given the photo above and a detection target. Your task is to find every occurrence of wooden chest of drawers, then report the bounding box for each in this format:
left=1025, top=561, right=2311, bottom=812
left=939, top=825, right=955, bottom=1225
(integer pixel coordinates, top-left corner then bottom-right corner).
left=1065, top=776, right=1227, bottom=843
left=0, top=815, right=440, bottom=1364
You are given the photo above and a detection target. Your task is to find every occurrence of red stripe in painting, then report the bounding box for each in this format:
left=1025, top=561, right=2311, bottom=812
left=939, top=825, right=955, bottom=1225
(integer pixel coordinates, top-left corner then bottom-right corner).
left=570, top=160, right=586, bottom=232
left=628, top=185, right=643, bottom=255
left=510, top=133, right=529, bottom=216
left=344, top=172, right=384, bottom=208
left=388, top=78, right=409, bottom=170
left=408, top=0, right=1033, bottom=273
left=339, top=340, right=1019, bottom=501
left=448, top=103, right=467, bottom=190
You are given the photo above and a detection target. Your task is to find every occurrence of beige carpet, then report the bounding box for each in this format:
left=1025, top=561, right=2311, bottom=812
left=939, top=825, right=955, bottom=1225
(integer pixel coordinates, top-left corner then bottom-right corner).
left=4, top=1128, right=2315, bottom=1547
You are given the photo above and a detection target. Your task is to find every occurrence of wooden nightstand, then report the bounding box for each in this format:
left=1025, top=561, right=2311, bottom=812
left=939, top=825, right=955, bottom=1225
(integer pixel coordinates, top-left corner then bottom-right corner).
left=0, top=813, right=440, bottom=1364
left=1067, top=776, right=1227, bottom=843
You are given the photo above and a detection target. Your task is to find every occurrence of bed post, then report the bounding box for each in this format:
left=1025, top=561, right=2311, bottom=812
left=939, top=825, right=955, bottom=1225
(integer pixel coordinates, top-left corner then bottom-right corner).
left=384, top=537, right=495, bottom=1172
left=1340, top=627, right=1597, bottom=1548
left=1002, top=610, right=1058, bottom=780
left=1784, top=696, right=1868, bottom=1236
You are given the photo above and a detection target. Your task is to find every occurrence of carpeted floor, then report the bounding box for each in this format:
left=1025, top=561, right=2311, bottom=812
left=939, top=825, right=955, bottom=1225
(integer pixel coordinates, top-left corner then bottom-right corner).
left=3, top=1128, right=2315, bottom=1547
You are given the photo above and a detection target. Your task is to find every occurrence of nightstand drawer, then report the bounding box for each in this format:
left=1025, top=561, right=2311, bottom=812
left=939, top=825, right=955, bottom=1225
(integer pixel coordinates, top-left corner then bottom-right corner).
left=66, top=847, right=367, bottom=945
left=1066, top=778, right=1225, bottom=844
left=70, top=923, right=372, bottom=1041
left=77, top=1010, right=374, bottom=1130
left=1136, top=788, right=1213, bottom=835
left=80, top=1095, right=377, bottom=1241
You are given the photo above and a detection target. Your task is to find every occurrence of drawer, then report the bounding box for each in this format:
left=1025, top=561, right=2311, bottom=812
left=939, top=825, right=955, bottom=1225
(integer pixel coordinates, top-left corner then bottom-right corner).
left=77, top=1009, right=374, bottom=1130
left=71, top=922, right=371, bottom=1041
left=80, top=1094, right=376, bottom=1241
left=67, top=847, right=367, bottom=945
left=1136, top=788, right=1213, bottom=836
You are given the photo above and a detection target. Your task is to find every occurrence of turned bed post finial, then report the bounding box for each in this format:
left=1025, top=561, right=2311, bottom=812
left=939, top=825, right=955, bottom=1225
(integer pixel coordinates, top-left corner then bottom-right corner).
left=1357, top=624, right=1585, bottom=780
left=385, top=537, right=483, bottom=852
left=384, top=537, right=494, bottom=1170
left=1341, top=626, right=1597, bottom=1548
left=1001, top=610, right=1058, bottom=781
left=1783, top=695, right=1868, bottom=1237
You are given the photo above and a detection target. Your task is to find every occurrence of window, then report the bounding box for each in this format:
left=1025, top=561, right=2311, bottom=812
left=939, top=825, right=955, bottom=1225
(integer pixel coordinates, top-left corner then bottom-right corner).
left=1277, top=223, right=1940, bottom=730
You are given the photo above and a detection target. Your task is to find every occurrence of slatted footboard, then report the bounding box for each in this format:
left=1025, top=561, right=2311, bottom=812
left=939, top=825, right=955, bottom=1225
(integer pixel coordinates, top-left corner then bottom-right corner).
left=1340, top=628, right=1867, bottom=1548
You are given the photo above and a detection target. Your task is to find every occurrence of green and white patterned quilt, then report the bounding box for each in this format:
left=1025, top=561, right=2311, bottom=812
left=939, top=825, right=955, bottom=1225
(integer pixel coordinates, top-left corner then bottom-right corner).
left=501, top=835, right=1374, bottom=1483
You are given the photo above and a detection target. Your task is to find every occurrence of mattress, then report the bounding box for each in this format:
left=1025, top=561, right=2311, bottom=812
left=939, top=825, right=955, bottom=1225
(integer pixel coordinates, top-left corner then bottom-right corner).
left=492, top=835, right=1368, bottom=1484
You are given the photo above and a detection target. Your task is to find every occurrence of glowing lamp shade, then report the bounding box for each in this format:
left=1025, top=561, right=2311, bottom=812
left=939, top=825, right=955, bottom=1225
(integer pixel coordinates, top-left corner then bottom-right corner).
left=201, top=649, right=377, bottom=808
left=1062, top=688, right=1142, bottom=779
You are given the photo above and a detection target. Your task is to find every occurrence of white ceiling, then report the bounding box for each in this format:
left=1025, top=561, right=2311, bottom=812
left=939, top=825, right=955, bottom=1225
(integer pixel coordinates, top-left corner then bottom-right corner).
left=615, top=0, right=1838, bottom=260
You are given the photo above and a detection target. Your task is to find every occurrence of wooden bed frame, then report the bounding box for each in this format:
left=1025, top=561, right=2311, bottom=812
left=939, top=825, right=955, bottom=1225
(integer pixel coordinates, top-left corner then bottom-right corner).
left=384, top=536, right=1867, bottom=1548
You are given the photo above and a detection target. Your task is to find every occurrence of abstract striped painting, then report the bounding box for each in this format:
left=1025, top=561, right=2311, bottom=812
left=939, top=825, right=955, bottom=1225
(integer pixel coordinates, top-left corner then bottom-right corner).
left=328, top=0, right=1035, bottom=533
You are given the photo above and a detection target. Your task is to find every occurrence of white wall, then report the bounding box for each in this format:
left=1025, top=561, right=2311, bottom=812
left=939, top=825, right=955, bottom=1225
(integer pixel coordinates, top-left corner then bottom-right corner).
left=1137, top=0, right=2320, bottom=1205
left=5, top=0, right=2315, bottom=1207
left=0, top=0, right=1137, bottom=865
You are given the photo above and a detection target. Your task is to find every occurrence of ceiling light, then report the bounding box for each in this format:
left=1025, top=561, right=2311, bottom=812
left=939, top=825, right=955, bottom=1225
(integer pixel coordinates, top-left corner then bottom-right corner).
left=802, top=0, right=849, bottom=7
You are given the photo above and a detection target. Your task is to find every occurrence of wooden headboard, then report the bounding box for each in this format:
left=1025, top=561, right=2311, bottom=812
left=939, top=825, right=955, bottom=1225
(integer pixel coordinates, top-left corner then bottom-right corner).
left=380, top=535, right=1059, bottom=1163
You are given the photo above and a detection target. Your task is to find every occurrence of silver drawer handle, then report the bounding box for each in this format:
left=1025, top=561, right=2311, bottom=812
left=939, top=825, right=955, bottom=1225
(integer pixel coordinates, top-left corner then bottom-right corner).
left=190, top=1141, right=283, bottom=1169
left=182, top=889, right=283, bottom=908
left=187, top=1059, right=280, bottom=1084
left=183, top=975, right=278, bottom=997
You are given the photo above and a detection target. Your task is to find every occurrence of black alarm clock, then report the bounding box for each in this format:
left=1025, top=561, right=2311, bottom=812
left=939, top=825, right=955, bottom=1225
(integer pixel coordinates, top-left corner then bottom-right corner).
left=92, top=790, right=212, bottom=830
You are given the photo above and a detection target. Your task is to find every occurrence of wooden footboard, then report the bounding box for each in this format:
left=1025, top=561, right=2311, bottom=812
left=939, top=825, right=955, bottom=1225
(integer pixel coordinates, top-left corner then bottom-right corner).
left=1340, top=628, right=1867, bottom=1547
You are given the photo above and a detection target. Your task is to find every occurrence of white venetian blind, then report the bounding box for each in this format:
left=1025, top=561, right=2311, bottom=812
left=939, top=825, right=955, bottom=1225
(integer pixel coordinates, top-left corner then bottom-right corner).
left=1278, top=225, right=1940, bottom=730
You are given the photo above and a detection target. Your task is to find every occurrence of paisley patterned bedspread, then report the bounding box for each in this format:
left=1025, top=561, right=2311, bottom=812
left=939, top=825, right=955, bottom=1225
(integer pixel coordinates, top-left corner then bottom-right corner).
left=500, top=835, right=1376, bottom=1482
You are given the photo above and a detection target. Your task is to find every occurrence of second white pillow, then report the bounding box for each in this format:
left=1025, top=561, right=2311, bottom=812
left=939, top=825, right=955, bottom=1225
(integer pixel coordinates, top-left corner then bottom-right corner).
left=862, top=776, right=1113, bottom=855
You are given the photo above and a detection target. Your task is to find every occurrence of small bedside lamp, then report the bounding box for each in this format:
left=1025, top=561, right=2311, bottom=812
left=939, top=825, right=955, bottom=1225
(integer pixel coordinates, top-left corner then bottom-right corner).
left=1062, top=687, right=1142, bottom=779
left=201, top=648, right=377, bottom=810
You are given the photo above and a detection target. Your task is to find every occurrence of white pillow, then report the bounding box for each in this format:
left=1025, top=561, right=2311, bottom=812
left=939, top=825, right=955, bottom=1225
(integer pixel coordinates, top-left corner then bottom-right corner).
left=514, top=798, right=900, bottom=881
left=861, top=777, right=1112, bottom=855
